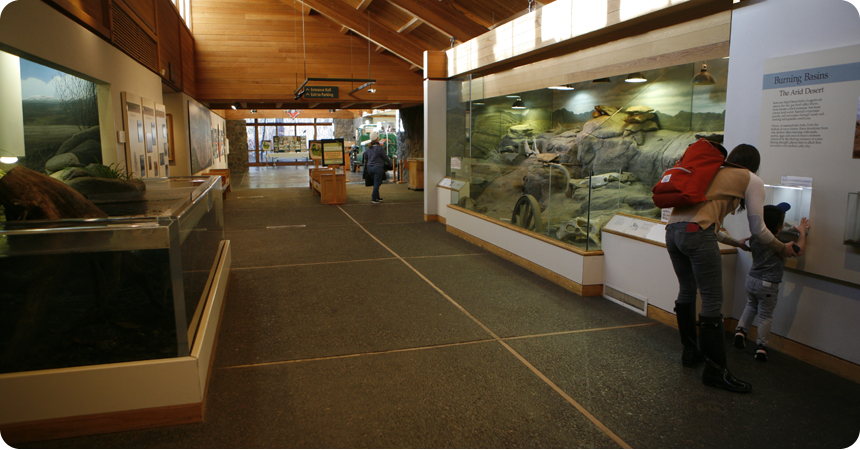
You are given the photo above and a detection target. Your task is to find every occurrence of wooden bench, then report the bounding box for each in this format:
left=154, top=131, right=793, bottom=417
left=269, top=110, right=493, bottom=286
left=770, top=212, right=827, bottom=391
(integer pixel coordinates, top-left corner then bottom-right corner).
left=204, top=169, right=231, bottom=198
left=309, top=167, right=346, bottom=205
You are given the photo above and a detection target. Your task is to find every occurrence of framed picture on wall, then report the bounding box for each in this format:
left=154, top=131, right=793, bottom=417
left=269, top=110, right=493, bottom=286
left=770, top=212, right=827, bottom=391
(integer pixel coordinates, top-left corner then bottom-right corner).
left=166, top=113, right=175, bottom=162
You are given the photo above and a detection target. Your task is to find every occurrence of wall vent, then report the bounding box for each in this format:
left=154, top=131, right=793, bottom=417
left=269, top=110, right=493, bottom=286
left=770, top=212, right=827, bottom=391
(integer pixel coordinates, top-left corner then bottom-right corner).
left=604, top=285, right=647, bottom=313
left=111, top=3, right=158, bottom=73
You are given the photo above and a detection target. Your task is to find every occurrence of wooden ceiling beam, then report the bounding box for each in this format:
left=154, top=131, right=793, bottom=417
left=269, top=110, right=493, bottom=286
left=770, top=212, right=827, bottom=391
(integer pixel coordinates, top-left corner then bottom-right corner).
left=301, top=3, right=312, bottom=15
left=339, top=25, right=350, bottom=34
left=397, top=17, right=422, bottom=34
left=356, top=0, right=373, bottom=12
left=374, top=45, right=386, bottom=53
left=293, top=0, right=425, bottom=68
left=388, top=0, right=487, bottom=42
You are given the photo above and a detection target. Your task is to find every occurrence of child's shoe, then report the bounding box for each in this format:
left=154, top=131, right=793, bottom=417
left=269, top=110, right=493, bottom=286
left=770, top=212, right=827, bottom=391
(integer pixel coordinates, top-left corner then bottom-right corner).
left=733, top=330, right=746, bottom=349
left=754, top=344, right=768, bottom=362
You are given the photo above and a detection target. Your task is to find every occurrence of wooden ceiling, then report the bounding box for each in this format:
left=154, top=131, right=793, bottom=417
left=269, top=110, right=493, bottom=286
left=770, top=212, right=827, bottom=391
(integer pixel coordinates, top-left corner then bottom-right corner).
left=193, top=0, right=553, bottom=110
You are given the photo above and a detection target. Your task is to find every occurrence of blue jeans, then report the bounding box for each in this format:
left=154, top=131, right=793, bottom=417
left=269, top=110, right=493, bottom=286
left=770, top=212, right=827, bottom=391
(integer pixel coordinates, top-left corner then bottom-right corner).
left=368, top=164, right=385, bottom=201
left=665, top=223, right=723, bottom=318
left=737, top=275, right=780, bottom=347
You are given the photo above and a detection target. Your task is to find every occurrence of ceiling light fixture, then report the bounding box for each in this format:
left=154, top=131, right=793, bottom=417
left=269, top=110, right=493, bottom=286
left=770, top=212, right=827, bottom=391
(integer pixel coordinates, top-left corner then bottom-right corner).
left=511, top=98, right=525, bottom=109
left=691, top=63, right=716, bottom=85
left=548, top=84, right=575, bottom=90
left=472, top=101, right=485, bottom=105
left=0, top=156, right=18, bottom=164
left=251, top=109, right=257, bottom=114
left=231, top=102, right=240, bottom=110
left=367, top=88, right=376, bottom=93
left=506, top=94, right=520, bottom=98
left=625, top=72, right=647, bottom=83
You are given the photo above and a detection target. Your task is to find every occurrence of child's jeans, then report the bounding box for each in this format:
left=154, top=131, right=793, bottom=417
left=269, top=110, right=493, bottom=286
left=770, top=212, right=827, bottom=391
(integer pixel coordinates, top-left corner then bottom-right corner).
left=737, top=275, right=780, bottom=347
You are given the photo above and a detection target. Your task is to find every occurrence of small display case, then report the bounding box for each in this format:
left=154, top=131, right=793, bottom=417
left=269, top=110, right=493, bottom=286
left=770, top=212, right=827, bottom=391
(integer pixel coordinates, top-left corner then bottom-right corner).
left=763, top=184, right=812, bottom=238
left=845, top=192, right=860, bottom=247
left=0, top=176, right=224, bottom=375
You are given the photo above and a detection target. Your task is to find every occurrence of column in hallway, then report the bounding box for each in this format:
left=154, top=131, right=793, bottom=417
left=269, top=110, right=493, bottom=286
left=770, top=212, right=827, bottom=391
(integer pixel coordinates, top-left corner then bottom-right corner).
left=423, top=51, right=447, bottom=221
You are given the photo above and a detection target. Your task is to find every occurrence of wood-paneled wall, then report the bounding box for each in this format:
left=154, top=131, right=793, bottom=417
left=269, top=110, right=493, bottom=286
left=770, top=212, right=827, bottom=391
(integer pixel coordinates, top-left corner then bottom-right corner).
left=43, top=0, right=196, bottom=96
left=191, top=0, right=423, bottom=106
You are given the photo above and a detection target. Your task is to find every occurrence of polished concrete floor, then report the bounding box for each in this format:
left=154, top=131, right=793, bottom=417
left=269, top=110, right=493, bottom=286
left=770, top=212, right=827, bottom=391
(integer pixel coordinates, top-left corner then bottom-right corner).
left=17, top=166, right=860, bottom=448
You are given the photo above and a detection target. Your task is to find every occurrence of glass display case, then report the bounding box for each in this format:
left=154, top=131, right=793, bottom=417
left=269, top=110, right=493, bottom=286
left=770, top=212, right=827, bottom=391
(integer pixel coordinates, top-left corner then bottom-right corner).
left=0, top=176, right=224, bottom=374
left=845, top=192, right=860, bottom=247
left=763, top=184, right=812, bottom=239
left=447, top=59, right=729, bottom=250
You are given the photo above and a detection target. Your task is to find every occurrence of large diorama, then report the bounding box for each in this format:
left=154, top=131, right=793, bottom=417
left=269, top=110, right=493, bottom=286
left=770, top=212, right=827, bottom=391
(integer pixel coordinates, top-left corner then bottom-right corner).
left=447, top=60, right=728, bottom=250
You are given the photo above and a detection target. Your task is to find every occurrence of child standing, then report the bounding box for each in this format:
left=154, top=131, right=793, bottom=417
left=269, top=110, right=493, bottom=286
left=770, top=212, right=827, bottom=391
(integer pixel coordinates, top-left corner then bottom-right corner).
left=734, top=202, right=809, bottom=362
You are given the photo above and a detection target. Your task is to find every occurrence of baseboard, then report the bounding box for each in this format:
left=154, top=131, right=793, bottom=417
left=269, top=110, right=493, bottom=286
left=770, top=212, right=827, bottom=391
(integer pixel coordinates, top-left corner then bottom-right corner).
left=447, top=225, right=603, bottom=297
left=1, top=403, right=201, bottom=444
left=648, top=305, right=860, bottom=384
left=424, top=214, right=443, bottom=223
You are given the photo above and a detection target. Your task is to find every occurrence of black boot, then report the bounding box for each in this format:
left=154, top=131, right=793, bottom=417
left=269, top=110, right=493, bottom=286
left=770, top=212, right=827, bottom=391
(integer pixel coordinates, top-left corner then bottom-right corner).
left=698, top=315, right=752, bottom=393
left=675, top=302, right=704, bottom=367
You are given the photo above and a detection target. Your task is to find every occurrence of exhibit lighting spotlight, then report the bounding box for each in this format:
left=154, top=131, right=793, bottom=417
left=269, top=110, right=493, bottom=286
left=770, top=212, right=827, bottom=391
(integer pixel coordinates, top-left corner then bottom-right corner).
left=592, top=77, right=612, bottom=83
left=231, top=102, right=241, bottom=110
left=472, top=101, right=485, bottom=105
left=511, top=98, right=526, bottom=109
left=625, top=72, right=647, bottom=83
left=0, top=156, right=18, bottom=164
left=506, top=94, right=520, bottom=98
left=251, top=109, right=257, bottom=114
left=367, top=88, right=377, bottom=93
left=548, top=84, right=575, bottom=90
left=691, top=63, right=716, bottom=85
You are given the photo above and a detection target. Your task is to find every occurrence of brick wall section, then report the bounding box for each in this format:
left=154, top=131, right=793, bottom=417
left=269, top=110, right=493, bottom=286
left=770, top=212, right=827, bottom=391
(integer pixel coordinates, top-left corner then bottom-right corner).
left=227, top=120, right=249, bottom=173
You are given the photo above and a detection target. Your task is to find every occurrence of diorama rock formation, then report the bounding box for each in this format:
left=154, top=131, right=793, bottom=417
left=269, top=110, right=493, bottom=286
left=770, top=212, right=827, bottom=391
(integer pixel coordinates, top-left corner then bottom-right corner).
left=464, top=104, right=725, bottom=248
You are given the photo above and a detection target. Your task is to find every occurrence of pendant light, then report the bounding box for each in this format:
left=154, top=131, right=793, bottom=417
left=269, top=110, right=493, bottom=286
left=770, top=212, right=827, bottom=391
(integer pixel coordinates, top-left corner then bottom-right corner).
left=625, top=72, right=647, bottom=83
left=548, top=84, right=575, bottom=90
left=691, top=63, right=716, bottom=85
left=511, top=98, right=525, bottom=109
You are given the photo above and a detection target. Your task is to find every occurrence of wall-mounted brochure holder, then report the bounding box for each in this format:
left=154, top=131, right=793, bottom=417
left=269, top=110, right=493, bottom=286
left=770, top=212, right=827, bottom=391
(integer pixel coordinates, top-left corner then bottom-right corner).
left=845, top=192, right=860, bottom=247
left=438, top=177, right=470, bottom=205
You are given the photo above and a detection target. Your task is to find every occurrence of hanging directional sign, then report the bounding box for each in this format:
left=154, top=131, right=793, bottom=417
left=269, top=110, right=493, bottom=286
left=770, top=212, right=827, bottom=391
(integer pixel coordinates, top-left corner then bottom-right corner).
left=304, top=86, right=338, bottom=98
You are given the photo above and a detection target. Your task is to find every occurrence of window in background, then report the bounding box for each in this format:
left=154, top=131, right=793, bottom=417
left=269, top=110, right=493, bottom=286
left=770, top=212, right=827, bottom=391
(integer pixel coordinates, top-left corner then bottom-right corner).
left=316, top=125, right=334, bottom=140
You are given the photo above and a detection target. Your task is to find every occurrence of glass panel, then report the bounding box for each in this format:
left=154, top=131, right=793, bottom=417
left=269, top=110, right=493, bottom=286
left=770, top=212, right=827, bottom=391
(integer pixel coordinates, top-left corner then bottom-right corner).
left=295, top=118, right=314, bottom=123
left=258, top=126, right=276, bottom=145
left=316, top=125, right=334, bottom=140
left=297, top=125, right=315, bottom=145
left=316, top=118, right=333, bottom=123
left=18, top=57, right=102, bottom=174
left=264, top=118, right=278, bottom=124
left=244, top=118, right=255, bottom=124
left=246, top=126, right=256, bottom=150
left=277, top=125, right=295, bottom=136
left=0, top=177, right=223, bottom=374
left=452, top=58, right=729, bottom=251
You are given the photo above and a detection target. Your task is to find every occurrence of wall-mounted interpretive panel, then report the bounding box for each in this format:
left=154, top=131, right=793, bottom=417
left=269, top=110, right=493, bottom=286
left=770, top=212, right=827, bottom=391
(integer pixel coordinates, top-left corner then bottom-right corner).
left=758, top=44, right=860, bottom=283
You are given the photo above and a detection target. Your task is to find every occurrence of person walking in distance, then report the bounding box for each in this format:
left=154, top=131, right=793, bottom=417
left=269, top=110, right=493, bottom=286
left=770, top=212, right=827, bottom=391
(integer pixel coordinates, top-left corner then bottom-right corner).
left=365, top=131, right=391, bottom=204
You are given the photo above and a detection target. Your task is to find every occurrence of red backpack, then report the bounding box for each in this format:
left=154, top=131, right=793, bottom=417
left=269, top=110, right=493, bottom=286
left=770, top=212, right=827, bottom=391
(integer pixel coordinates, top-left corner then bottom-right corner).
left=651, top=138, right=725, bottom=208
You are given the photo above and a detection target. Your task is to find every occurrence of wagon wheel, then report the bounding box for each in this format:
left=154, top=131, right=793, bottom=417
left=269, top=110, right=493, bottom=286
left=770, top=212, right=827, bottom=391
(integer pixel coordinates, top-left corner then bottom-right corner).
left=511, top=195, right=544, bottom=233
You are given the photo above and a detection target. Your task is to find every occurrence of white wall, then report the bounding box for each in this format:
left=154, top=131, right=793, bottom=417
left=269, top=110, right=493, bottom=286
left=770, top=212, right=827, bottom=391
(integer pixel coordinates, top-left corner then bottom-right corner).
left=0, top=0, right=163, bottom=171
left=424, top=79, right=447, bottom=216
left=723, top=0, right=860, bottom=364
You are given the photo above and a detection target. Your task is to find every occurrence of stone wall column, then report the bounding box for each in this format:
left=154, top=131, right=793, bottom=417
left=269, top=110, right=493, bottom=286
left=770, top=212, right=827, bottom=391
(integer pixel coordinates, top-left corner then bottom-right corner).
left=226, top=120, right=249, bottom=173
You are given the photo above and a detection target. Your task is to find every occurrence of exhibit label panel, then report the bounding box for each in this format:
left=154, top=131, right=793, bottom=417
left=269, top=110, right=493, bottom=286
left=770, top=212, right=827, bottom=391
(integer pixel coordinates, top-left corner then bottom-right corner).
left=759, top=44, right=860, bottom=157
